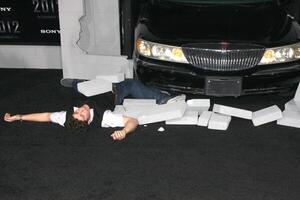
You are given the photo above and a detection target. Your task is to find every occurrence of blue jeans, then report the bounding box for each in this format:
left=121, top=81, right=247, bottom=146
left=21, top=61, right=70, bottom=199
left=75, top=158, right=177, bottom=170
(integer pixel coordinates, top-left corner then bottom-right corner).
left=113, top=79, right=171, bottom=105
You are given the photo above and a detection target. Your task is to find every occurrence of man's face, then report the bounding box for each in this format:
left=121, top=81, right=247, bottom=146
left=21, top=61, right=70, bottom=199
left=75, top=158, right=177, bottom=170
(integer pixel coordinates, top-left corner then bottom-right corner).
left=72, top=104, right=90, bottom=122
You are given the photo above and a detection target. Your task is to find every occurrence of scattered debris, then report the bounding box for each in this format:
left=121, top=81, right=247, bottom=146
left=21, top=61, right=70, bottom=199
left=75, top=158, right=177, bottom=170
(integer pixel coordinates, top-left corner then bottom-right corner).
left=116, top=83, right=300, bottom=131
left=158, top=127, right=165, bottom=132
left=294, top=84, right=300, bottom=110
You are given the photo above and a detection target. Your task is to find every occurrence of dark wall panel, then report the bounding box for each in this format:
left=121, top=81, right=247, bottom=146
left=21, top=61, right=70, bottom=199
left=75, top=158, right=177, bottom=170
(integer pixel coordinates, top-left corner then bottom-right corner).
left=0, top=0, right=60, bottom=45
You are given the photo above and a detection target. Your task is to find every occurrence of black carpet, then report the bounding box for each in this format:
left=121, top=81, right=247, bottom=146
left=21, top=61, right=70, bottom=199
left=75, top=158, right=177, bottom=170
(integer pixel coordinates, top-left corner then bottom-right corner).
left=1, top=69, right=300, bottom=200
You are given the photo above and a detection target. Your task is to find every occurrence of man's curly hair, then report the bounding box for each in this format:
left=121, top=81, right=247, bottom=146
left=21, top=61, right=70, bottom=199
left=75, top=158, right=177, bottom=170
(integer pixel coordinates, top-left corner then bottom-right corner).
left=64, top=115, right=89, bottom=134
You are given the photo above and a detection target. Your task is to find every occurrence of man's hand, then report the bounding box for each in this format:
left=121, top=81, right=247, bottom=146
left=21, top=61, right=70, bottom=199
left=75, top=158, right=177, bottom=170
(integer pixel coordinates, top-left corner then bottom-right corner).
left=111, top=130, right=127, bottom=140
left=4, top=113, right=20, bottom=122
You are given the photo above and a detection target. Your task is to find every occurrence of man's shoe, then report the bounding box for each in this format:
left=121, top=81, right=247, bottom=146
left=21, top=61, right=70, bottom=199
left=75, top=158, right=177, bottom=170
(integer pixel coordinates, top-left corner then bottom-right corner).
left=166, top=94, right=186, bottom=104
left=60, top=78, right=87, bottom=88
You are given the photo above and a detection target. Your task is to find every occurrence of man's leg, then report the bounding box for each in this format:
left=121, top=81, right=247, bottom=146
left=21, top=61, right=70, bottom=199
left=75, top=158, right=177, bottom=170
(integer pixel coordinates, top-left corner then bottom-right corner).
left=114, top=79, right=171, bottom=105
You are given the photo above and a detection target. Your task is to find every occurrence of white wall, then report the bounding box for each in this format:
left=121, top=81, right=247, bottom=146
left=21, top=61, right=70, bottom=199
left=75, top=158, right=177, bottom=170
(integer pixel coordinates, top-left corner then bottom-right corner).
left=77, top=0, right=121, bottom=55
left=0, top=45, right=62, bottom=69
left=59, top=0, right=132, bottom=80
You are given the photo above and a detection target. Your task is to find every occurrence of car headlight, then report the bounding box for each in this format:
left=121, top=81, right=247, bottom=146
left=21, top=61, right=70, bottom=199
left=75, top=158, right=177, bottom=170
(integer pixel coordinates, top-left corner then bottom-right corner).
left=136, top=39, right=188, bottom=63
left=259, top=43, right=300, bottom=65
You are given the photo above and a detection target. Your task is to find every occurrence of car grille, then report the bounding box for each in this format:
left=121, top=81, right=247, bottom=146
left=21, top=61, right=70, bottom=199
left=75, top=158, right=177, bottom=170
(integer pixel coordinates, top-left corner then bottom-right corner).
left=182, top=43, right=265, bottom=71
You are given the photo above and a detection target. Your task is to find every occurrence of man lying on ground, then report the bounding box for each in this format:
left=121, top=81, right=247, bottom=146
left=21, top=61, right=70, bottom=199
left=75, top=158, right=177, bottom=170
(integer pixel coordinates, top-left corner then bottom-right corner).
left=4, top=79, right=185, bottom=140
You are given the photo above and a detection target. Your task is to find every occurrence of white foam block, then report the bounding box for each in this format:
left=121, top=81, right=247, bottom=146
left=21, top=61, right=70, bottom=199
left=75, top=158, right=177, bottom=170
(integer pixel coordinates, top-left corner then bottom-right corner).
left=277, top=110, right=300, bottom=128
left=123, top=99, right=156, bottom=108
left=77, top=79, right=112, bottom=97
left=96, top=73, right=125, bottom=83
left=208, top=113, right=232, bottom=131
left=124, top=105, right=158, bottom=112
left=138, top=101, right=187, bottom=125
left=113, top=105, right=125, bottom=115
left=197, top=111, right=213, bottom=127
left=165, top=111, right=199, bottom=125
left=212, top=104, right=252, bottom=120
left=294, top=83, right=300, bottom=110
left=123, top=105, right=158, bottom=118
left=295, top=100, right=300, bottom=111
left=294, top=83, right=300, bottom=100
left=187, top=99, right=210, bottom=114
left=285, top=99, right=299, bottom=112
left=252, top=105, right=282, bottom=126
left=123, top=110, right=142, bottom=118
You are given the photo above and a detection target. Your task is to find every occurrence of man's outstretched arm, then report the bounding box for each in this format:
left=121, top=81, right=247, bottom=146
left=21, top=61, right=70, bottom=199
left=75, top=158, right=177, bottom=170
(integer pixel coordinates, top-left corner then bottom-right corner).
left=111, top=116, right=139, bottom=140
left=4, top=112, right=51, bottom=123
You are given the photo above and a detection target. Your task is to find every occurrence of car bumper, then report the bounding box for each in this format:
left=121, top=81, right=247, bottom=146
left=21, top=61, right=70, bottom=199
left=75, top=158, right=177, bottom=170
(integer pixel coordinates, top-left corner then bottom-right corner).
left=134, top=56, right=300, bottom=96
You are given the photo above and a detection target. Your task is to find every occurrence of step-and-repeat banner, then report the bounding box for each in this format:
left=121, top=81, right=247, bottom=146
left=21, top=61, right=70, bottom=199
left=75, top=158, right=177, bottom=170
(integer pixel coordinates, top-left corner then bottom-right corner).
left=0, top=0, right=60, bottom=45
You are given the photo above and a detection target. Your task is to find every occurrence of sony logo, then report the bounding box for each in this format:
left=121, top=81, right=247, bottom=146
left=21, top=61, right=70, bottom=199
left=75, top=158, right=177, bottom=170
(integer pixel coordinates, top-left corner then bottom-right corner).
left=40, top=29, right=60, bottom=34
left=0, top=7, right=12, bottom=12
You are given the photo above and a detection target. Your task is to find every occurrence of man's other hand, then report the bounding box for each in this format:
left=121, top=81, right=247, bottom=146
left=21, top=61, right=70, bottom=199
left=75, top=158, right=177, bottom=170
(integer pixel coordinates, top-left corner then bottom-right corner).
left=111, top=130, right=127, bottom=140
left=4, top=113, right=20, bottom=122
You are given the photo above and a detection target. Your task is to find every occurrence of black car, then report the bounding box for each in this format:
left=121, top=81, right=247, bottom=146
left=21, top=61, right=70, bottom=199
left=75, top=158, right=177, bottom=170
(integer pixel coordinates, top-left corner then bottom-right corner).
left=134, top=0, right=300, bottom=96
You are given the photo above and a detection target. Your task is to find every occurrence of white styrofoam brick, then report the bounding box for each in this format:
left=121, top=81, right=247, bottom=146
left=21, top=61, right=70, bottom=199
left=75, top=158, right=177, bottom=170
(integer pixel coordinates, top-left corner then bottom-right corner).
left=208, top=113, right=232, bottom=131
left=212, top=104, right=252, bottom=120
left=252, top=105, right=282, bottom=126
left=186, top=99, right=210, bottom=114
left=96, top=73, right=124, bottom=83
left=285, top=99, right=299, bottom=112
left=295, top=100, right=300, bottom=111
left=138, top=101, right=187, bottom=125
left=294, top=82, right=300, bottom=100
left=277, top=110, right=300, bottom=128
left=123, top=99, right=157, bottom=108
left=165, top=111, right=199, bottom=125
left=124, top=105, right=158, bottom=112
left=197, top=111, right=213, bottom=127
left=294, top=83, right=300, bottom=110
left=123, top=110, right=143, bottom=119
left=123, top=105, right=158, bottom=118
left=77, top=78, right=112, bottom=97
left=113, top=105, right=125, bottom=115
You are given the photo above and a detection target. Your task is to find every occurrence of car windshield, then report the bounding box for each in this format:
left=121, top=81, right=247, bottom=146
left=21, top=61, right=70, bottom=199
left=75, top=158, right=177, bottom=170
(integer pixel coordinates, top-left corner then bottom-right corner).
left=157, top=0, right=274, bottom=4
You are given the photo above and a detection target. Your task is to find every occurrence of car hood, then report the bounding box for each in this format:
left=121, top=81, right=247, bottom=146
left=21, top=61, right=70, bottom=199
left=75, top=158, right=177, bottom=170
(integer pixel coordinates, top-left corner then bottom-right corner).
left=139, top=2, right=300, bottom=47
